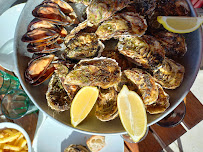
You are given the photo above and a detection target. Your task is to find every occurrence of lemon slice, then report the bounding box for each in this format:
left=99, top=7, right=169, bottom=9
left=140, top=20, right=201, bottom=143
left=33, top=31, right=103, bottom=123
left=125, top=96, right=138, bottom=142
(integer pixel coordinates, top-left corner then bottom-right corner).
left=71, top=86, right=99, bottom=127
left=157, top=16, right=203, bottom=33
left=117, top=85, right=147, bottom=142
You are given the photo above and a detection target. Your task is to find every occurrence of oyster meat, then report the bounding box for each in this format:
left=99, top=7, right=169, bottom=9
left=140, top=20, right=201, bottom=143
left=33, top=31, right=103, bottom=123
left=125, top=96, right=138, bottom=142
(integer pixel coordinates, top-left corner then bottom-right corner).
left=64, top=33, right=103, bottom=59
left=86, top=0, right=132, bottom=26
left=46, top=74, right=72, bottom=111
left=64, top=144, right=89, bottom=152
left=117, top=35, right=165, bottom=69
left=146, top=83, right=170, bottom=114
left=96, top=12, right=147, bottom=40
left=95, top=87, right=118, bottom=121
left=64, top=57, right=121, bottom=89
left=152, top=57, right=185, bottom=89
left=151, top=31, right=187, bottom=58
left=124, top=68, right=158, bottom=105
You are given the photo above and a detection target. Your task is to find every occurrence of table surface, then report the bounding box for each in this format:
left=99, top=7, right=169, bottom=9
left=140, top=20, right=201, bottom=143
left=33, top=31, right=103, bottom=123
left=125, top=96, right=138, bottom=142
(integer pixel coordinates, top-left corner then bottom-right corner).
left=1, top=65, right=203, bottom=152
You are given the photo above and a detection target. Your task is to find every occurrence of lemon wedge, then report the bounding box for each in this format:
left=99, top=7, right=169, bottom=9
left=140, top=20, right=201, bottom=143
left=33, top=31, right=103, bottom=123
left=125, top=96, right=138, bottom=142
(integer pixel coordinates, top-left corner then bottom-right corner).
left=117, top=85, right=147, bottom=143
left=157, top=16, right=203, bottom=33
left=71, top=86, right=99, bottom=127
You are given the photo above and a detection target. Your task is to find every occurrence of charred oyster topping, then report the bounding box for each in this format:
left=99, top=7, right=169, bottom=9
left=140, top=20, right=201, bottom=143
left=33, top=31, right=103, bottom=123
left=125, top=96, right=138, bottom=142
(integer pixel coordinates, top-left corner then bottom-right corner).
left=95, top=87, right=118, bottom=121
left=117, top=35, right=165, bottom=69
left=152, top=57, right=185, bottom=89
left=64, top=57, right=121, bottom=89
left=151, top=31, right=187, bottom=58
left=146, top=83, right=170, bottom=114
left=96, top=12, right=147, bottom=40
left=64, top=33, right=103, bottom=59
left=87, top=0, right=132, bottom=26
left=124, top=68, right=158, bottom=105
left=64, top=144, right=90, bottom=152
left=46, top=74, right=71, bottom=111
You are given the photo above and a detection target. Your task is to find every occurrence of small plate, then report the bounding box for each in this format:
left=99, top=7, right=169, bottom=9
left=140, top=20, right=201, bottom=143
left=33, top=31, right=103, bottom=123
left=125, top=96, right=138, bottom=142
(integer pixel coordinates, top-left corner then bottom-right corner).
left=35, top=117, right=124, bottom=152
left=0, top=3, right=25, bottom=72
left=0, top=122, right=32, bottom=152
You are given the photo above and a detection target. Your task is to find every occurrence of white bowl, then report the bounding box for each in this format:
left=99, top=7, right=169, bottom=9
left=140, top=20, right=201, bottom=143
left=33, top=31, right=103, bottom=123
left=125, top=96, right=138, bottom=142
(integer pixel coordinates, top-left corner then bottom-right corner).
left=0, top=122, right=32, bottom=152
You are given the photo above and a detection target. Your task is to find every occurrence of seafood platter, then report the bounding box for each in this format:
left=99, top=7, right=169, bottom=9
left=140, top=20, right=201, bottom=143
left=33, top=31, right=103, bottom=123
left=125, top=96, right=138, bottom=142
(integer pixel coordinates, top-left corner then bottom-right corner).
left=14, top=0, right=202, bottom=134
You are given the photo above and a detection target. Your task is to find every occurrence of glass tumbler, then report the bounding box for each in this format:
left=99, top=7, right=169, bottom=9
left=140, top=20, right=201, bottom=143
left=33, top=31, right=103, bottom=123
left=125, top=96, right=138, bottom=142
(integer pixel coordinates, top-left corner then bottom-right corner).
left=1, top=89, right=38, bottom=119
left=0, top=70, right=20, bottom=94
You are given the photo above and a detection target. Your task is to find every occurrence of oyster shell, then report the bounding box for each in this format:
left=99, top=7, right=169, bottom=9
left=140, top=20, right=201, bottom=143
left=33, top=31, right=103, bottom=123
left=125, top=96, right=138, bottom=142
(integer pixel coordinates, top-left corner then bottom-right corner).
left=95, top=87, right=118, bottom=121
left=146, top=83, right=170, bottom=114
left=64, top=57, right=121, bottom=89
left=67, top=0, right=91, bottom=6
left=64, top=33, right=103, bottom=59
left=54, top=63, right=80, bottom=100
left=124, top=68, right=158, bottom=105
left=86, top=0, right=132, bottom=26
left=101, top=48, right=135, bottom=70
left=46, top=74, right=71, bottom=111
left=96, top=12, right=147, bottom=40
left=117, top=35, right=165, bottom=69
left=64, top=144, right=89, bottom=152
left=151, top=31, right=187, bottom=58
left=147, top=0, right=190, bottom=30
left=152, top=57, right=185, bottom=89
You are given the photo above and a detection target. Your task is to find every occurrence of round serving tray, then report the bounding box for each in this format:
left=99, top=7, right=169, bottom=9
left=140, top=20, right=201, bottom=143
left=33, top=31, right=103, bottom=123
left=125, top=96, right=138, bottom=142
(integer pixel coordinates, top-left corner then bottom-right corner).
left=14, top=0, right=203, bottom=135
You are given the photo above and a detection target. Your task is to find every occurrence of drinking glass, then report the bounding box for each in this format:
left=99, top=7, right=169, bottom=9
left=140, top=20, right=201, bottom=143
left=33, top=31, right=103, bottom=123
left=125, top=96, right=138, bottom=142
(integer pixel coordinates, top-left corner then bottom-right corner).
left=156, top=101, right=186, bottom=128
left=121, top=127, right=149, bottom=143
left=1, top=89, right=38, bottom=119
left=0, top=70, right=20, bottom=94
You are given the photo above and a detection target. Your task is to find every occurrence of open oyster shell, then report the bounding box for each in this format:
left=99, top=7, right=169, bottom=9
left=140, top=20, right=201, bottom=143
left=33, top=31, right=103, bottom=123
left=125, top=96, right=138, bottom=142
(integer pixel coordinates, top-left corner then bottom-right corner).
left=117, top=35, right=165, bottom=69
left=64, top=57, right=121, bottom=89
left=46, top=74, right=72, bottom=111
left=64, top=33, right=104, bottom=60
left=146, top=83, right=170, bottom=114
left=124, top=68, right=158, bottom=105
left=152, top=57, right=185, bottom=89
left=96, top=12, right=147, bottom=40
left=95, top=87, right=118, bottom=121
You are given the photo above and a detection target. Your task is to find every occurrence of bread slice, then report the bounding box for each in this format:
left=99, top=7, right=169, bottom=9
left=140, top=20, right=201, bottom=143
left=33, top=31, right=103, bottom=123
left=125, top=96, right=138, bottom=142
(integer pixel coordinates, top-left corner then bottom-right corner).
left=86, top=135, right=106, bottom=152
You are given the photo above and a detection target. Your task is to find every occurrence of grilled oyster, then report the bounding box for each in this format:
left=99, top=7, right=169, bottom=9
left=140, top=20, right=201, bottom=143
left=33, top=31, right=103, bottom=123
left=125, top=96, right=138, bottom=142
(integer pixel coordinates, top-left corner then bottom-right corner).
left=67, top=0, right=91, bottom=6
left=64, top=33, right=104, bottom=59
left=101, top=48, right=135, bottom=70
left=86, top=0, right=132, bottom=26
left=146, top=83, right=170, bottom=114
left=64, top=144, right=89, bottom=152
left=147, top=0, right=190, bottom=30
left=46, top=74, right=71, bottom=111
left=117, top=35, right=165, bottom=69
left=96, top=12, right=147, bottom=40
left=54, top=63, right=80, bottom=100
left=151, top=31, right=187, bottom=58
left=95, top=87, right=118, bottom=121
left=64, top=57, right=121, bottom=89
left=152, top=57, right=185, bottom=89
left=124, top=68, right=158, bottom=105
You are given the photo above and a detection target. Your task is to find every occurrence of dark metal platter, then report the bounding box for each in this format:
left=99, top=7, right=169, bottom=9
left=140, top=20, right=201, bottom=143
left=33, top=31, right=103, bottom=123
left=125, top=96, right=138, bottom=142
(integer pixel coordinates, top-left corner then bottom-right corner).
left=14, top=0, right=203, bottom=135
